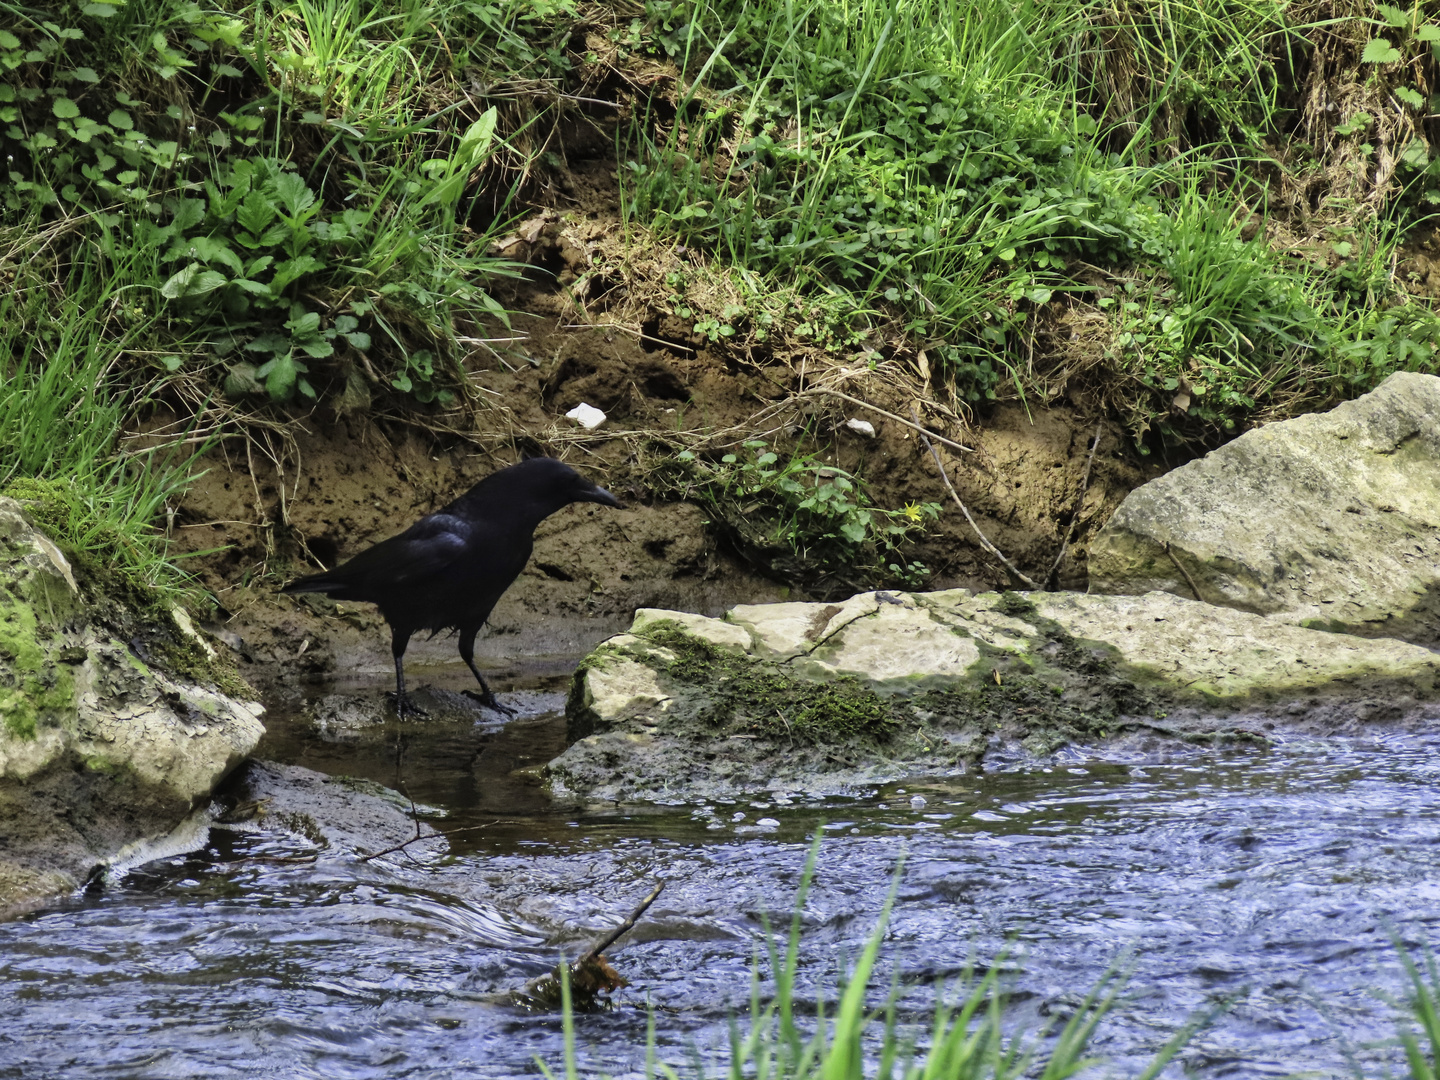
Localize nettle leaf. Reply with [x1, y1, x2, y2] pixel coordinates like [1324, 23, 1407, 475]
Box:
[71, 66, 99, 83]
[232, 278, 274, 297]
[272, 171, 315, 216]
[1398, 86, 1426, 109]
[1362, 37, 1402, 64]
[160, 262, 227, 299]
[236, 189, 276, 234]
[167, 196, 205, 231]
[271, 255, 323, 291]
[1419, 24, 1440, 42]
[182, 235, 244, 274]
[246, 331, 291, 354]
[1376, 3, 1410, 27]
[259, 353, 298, 400]
[82, 2, 119, 15]
[108, 109, 132, 130]
[0, 31, 19, 49]
[298, 338, 334, 358]
[52, 97, 80, 119]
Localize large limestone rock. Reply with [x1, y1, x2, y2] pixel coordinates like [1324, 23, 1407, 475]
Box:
[551, 588, 1440, 802]
[1088, 372, 1440, 643]
[0, 499, 264, 910]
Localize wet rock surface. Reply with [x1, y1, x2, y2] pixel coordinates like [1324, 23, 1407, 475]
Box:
[0, 498, 264, 911]
[550, 588, 1440, 802]
[224, 760, 448, 861]
[1088, 371, 1440, 643]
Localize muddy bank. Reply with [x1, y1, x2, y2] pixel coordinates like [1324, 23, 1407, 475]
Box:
[167, 142, 1162, 698]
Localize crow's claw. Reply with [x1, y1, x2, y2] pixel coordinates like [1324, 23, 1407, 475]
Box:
[463, 689, 517, 718]
[385, 691, 430, 719]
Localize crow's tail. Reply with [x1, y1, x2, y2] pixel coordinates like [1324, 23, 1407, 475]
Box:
[280, 574, 343, 595]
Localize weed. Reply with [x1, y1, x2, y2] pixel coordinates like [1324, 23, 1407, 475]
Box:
[542, 836, 1208, 1079]
[655, 440, 940, 590]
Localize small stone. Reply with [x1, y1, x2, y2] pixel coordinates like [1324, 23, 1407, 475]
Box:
[756, 817, 780, 828]
[565, 402, 607, 430]
[909, 795, 927, 809]
[731, 811, 746, 822]
[845, 418, 876, 438]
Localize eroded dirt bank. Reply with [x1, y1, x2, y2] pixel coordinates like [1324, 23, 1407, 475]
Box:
[167, 152, 1166, 698]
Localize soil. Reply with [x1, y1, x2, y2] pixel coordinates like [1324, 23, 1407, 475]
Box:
[168, 146, 1167, 703]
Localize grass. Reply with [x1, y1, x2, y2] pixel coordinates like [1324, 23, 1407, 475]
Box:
[0, 0, 558, 603]
[623, 0, 1440, 443]
[5, 0, 1440, 594]
[538, 841, 1440, 1079]
[541, 836, 1207, 1079]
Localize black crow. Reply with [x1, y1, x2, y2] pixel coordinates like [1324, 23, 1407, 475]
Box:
[281, 457, 623, 717]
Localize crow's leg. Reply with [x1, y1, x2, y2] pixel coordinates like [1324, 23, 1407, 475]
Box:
[458, 626, 515, 717]
[386, 627, 428, 718]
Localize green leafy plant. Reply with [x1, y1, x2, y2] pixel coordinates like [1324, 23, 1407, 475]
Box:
[662, 440, 940, 588]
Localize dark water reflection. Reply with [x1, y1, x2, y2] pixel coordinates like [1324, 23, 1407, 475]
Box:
[5, 676, 1440, 1078]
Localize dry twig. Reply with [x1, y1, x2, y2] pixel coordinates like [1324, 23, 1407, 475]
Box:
[1162, 541, 1205, 603]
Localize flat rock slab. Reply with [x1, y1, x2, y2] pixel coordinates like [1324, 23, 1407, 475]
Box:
[1088, 371, 1440, 644]
[548, 589, 1440, 803]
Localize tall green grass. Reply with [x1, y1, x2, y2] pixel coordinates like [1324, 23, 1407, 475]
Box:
[0, 224, 204, 599]
[542, 839, 1205, 1079]
[540, 845, 1440, 1079]
[626, 0, 1440, 442]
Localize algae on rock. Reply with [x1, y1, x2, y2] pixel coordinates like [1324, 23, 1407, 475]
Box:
[0, 497, 264, 911]
[552, 587, 1440, 803]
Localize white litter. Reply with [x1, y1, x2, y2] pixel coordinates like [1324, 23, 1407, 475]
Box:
[845, 417, 876, 437]
[565, 402, 607, 430]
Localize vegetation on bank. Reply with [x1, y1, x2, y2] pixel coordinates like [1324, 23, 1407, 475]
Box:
[3, 0, 1440, 596]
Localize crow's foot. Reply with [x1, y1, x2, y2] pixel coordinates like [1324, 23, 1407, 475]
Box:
[462, 689, 517, 718]
[386, 691, 430, 719]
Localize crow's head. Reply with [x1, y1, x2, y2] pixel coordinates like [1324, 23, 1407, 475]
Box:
[503, 456, 624, 511]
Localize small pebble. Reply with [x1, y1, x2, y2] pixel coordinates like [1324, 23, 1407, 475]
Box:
[756, 817, 780, 828]
[731, 811, 746, 822]
[909, 795, 927, 809]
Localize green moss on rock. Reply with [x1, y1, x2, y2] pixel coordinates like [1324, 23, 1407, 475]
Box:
[635, 620, 899, 744]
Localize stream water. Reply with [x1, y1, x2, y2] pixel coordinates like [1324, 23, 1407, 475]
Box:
[4, 663, 1440, 1079]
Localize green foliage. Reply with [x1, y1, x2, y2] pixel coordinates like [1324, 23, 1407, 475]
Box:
[0, 251, 204, 604]
[544, 837, 1206, 1079]
[662, 440, 940, 588]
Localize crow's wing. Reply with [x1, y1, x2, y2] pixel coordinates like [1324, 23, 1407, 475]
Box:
[284, 512, 476, 597]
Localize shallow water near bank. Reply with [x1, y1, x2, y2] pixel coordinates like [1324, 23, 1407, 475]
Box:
[4, 665, 1440, 1079]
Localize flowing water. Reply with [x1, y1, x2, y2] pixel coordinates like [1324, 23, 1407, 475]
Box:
[5, 664, 1440, 1079]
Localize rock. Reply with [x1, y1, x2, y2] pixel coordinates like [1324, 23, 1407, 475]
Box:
[845, 418, 876, 437]
[1088, 372, 1440, 644]
[564, 402, 607, 430]
[221, 760, 448, 861]
[0, 498, 264, 911]
[548, 588, 1440, 803]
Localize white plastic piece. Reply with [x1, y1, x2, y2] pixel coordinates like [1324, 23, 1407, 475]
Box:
[565, 402, 607, 430]
[845, 417, 876, 437]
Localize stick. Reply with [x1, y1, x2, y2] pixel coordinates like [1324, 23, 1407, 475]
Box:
[910, 409, 1037, 588]
[577, 881, 666, 966]
[808, 390, 973, 454]
[1162, 541, 1205, 603]
[1045, 418, 1104, 589]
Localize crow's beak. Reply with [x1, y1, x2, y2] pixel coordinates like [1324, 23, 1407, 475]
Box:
[586, 484, 624, 509]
